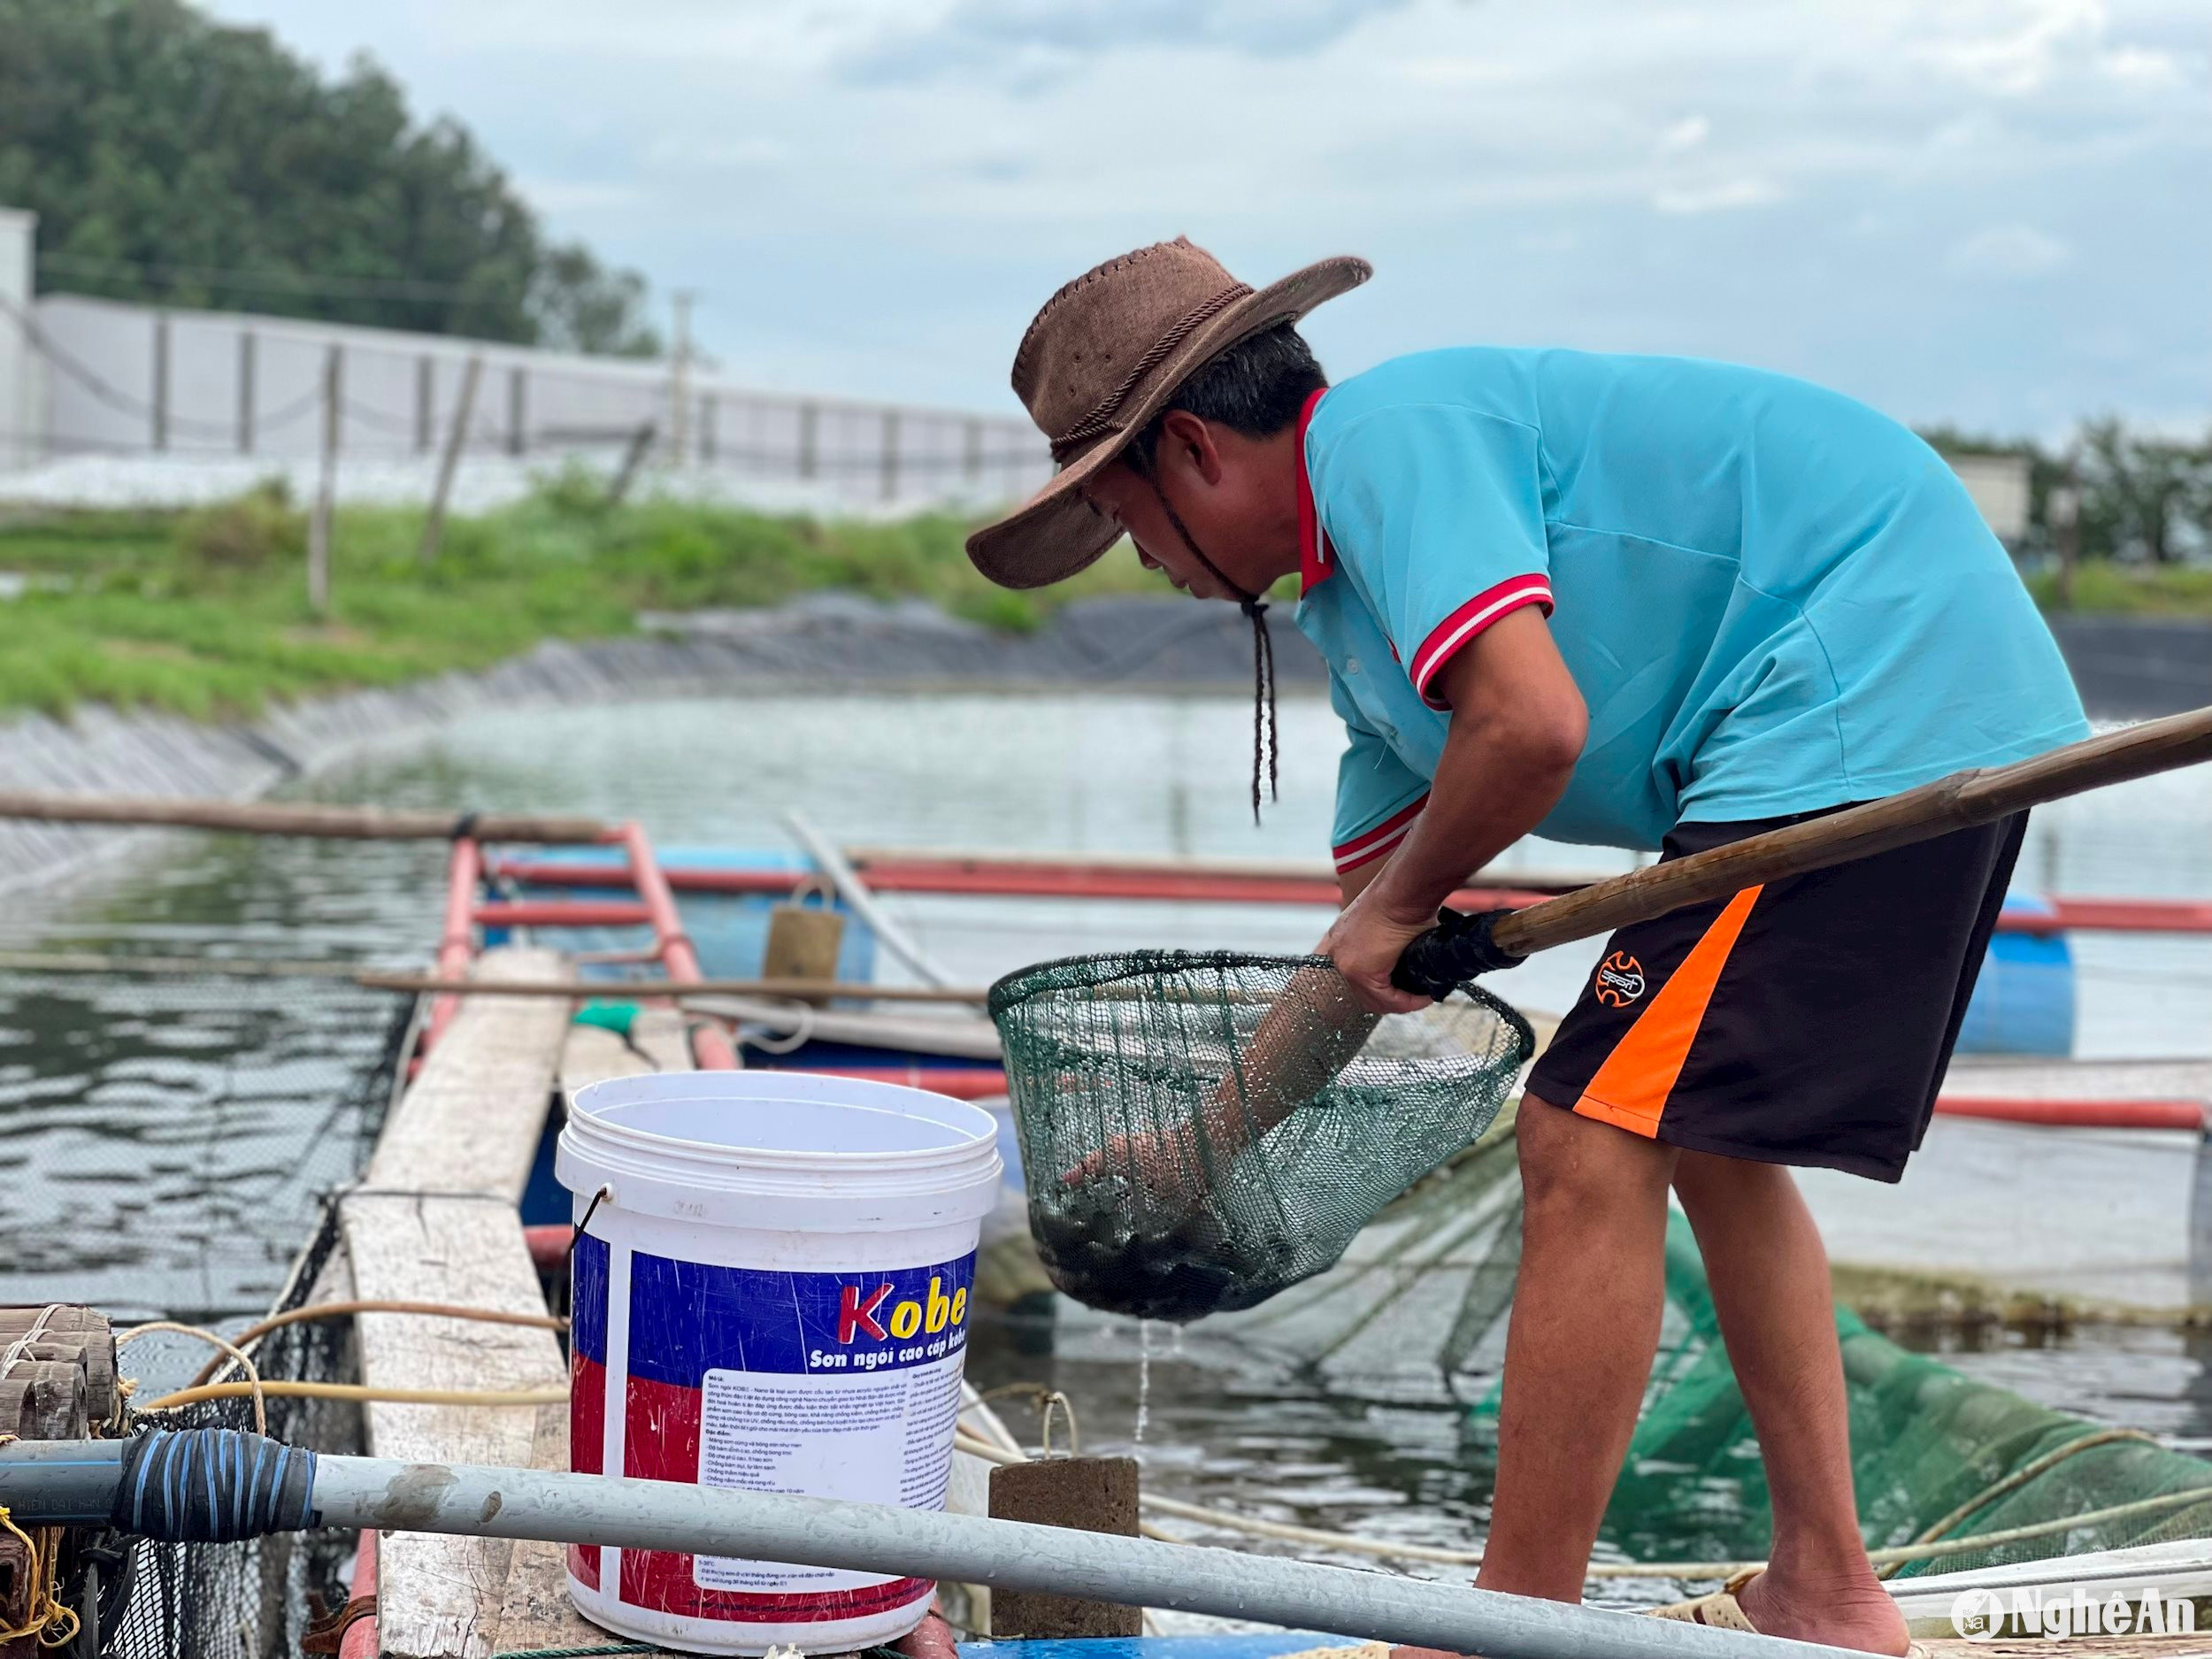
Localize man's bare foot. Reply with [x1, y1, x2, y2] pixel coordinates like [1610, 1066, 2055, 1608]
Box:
[1736, 1568, 1910, 1655]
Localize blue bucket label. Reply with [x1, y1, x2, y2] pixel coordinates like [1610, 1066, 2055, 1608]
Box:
[619, 1248, 977, 1607]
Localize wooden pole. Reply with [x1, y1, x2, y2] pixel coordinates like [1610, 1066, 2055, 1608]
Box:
[419, 354, 481, 565]
[603, 419, 657, 507]
[0, 791, 611, 843]
[307, 342, 340, 615]
[0, 949, 994, 1003]
[1487, 703, 2212, 960]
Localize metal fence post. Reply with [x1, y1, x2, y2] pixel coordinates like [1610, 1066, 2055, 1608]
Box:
[880, 409, 899, 503]
[150, 313, 169, 452]
[700, 395, 716, 465]
[307, 343, 341, 615]
[415, 355, 434, 454]
[236, 330, 255, 456]
[507, 365, 526, 457]
[798, 403, 818, 480]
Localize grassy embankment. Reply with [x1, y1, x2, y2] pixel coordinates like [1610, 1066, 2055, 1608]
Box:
[0, 478, 2205, 722]
[0, 480, 1157, 720]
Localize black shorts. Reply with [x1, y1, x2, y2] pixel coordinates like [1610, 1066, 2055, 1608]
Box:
[1524, 809, 2028, 1182]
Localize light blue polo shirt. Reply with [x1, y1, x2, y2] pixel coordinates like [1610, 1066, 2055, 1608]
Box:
[1297, 349, 2089, 872]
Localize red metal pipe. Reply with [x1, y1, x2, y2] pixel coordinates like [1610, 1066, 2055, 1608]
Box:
[619, 822, 741, 1071]
[484, 854, 2212, 935]
[337, 1528, 379, 1659]
[1933, 1095, 2207, 1131]
[2028, 899, 2212, 935]
[757, 1064, 1009, 1098]
[524, 1224, 570, 1277]
[473, 899, 655, 928]
[424, 839, 483, 1056]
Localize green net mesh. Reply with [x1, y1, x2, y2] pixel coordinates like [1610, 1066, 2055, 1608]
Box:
[1179, 1100, 2212, 1580]
[987, 950, 1534, 1324]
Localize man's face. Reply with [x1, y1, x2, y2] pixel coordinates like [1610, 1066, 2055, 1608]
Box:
[1082, 462, 1245, 601]
[1079, 412, 1296, 602]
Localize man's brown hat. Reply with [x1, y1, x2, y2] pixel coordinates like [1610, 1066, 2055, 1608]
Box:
[966, 238, 1371, 590]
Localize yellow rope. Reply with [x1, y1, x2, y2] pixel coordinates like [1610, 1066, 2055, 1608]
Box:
[0, 1505, 81, 1647]
[117, 1320, 265, 1433]
[185, 1300, 569, 1390]
[141, 1379, 569, 1412]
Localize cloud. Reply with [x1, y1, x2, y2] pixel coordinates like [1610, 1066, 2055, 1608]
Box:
[1946, 223, 2075, 278]
[1658, 115, 1711, 153]
[839, 0, 1419, 87]
[1653, 176, 1783, 215]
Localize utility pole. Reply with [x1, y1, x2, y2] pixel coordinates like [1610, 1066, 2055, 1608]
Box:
[2051, 453, 2082, 611]
[668, 289, 696, 468]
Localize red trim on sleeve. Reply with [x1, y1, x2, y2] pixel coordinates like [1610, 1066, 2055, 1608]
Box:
[1294, 388, 1333, 595]
[1410, 576, 1555, 709]
[1333, 793, 1429, 875]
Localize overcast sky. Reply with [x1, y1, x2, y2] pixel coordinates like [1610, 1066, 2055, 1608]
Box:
[201, 0, 2208, 440]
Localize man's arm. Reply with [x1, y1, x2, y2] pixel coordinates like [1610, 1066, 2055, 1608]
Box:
[1319, 606, 1586, 1012]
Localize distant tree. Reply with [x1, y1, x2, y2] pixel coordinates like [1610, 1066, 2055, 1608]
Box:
[0, 0, 660, 357]
[2075, 418, 2212, 565]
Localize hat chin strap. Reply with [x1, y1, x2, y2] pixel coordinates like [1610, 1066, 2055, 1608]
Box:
[1133, 464, 1279, 825]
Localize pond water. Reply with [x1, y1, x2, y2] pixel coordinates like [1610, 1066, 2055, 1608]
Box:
[4, 689, 2209, 1590]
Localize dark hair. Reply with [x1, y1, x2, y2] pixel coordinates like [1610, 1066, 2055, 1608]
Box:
[1130, 322, 1326, 467]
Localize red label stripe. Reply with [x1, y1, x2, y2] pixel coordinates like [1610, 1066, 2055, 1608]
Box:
[1410, 577, 1554, 707]
[1333, 793, 1429, 873]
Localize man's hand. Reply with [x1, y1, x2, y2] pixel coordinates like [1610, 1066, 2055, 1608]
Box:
[1317, 887, 1438, 1016]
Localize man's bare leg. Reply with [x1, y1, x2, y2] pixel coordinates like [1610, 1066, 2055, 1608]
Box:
[1671, 1150, 1908, 1655]
[1472, 1095, 1678, 1600]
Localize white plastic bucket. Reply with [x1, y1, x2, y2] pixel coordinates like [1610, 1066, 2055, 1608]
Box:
[557, 1071, 1002, 1655]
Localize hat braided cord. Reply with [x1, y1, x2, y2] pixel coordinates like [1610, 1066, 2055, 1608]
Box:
[1048, 281, 1254, 460]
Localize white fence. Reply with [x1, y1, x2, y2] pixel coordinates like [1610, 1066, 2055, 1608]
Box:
[0, 211, 1050, 511]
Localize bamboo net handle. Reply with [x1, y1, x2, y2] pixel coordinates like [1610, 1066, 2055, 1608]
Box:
[1489, 704, 2212, 959]
[0, 791, 611, 843]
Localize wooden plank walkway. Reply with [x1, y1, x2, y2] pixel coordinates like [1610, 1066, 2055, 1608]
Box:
[489, 1003, 699, 1658]
[341, 945, 575, 1659]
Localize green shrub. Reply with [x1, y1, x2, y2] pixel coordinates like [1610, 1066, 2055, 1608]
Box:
[176, 482, 304, 573]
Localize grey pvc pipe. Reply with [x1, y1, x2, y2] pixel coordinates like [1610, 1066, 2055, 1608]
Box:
[304, 1455, 1861, 1659]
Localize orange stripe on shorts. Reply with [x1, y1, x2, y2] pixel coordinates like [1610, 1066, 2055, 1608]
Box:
[1572, 884, 1764, 1139]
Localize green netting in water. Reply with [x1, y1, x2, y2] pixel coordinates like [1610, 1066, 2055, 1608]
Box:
[1470, 1209, 2212, 1578]
[988, 950, 1534, 1324]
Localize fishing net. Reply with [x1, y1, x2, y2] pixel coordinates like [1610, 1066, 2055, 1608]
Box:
[987, 950, 1534, 1323]
[104, 1204, 371, 1659]
[1587, 1210, 2212, 1578]
[1200, 1102, 2212, 1579]
[0, 957, 416, 1656]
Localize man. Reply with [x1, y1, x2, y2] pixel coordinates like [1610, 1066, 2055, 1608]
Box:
[967, 238, 2086, 1655]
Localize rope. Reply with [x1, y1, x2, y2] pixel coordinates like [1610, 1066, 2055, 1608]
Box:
[139, 1379, 567, 1413]
[0, 1506, 81, 1647]
[1876, 1425, 2162, 1580]
[488, 1647, 655, 1658]
[0, 1304, 63, 1380]
[973, 1385, 1081, 1455]
[118, 1320, 266, 1433]
[186, 1299, 570, 1389]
